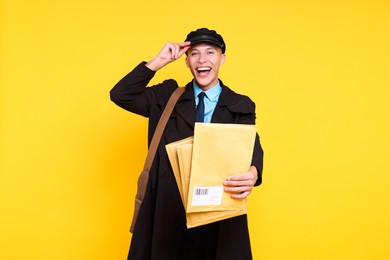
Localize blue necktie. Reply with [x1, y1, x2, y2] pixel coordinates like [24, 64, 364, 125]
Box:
[196, 92, 206, 122]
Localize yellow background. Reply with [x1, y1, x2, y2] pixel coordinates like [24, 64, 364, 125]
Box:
[1, 0, 389, 259]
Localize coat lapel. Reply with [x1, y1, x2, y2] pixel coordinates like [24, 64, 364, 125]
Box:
[174, 82, 196, 128]
[212, 80, 238, 123]
[212, 80, 255, 123]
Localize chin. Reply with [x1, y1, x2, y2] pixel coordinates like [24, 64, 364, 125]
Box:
[196, 82, 211, 89]
[195, 78, 214, 89]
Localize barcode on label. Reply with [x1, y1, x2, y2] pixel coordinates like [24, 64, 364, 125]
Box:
[192, 186, 223, 206]
[195, 188, 209, 196]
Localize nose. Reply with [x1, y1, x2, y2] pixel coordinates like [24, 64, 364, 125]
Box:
[198, 52, 207, 63]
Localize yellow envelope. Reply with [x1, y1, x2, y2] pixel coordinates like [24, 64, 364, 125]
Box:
[186, 209, 247, 228]
[175, 141, 247, 228]
[166, 137, 193, 207]
[177, 143, 193, 209]
[186, 123, 256, 213]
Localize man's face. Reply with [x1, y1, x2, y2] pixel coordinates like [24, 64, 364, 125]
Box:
[186, 43, 226, 90]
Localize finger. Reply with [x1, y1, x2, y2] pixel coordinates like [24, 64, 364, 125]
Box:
[162, 42, 175, 60]
[175, 44, 181, 59]
[177, 41, 191, 47]
[226, 172, 253, 181]
[225, 184, 253, 193]
[227, 185, 253, 198]
[224, 179, 256, 187]
[230, 191, 251, 199]
[170, 44, 178, 60]
[172, 42, 190, 59]
[175, 42, 189, 58]
[164, 42, 175, 60]
[177, 45, 190, 58]
[175, 43, 185, 59]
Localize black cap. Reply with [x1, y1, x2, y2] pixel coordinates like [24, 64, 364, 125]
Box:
[185, 28, 226, 53]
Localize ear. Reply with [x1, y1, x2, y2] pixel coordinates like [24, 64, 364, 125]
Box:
[185, 56, 190, 68]
[220, 54, 226, 66]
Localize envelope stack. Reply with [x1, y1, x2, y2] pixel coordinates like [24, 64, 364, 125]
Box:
[166, 123, 257, 228]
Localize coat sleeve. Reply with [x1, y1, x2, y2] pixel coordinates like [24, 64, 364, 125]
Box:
[252, 133, 264, 186]
[109, 62, 178, 117]
[246, 101, 264, 187]
[234, 96, 264, 186]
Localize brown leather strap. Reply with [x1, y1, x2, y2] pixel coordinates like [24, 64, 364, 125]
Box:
[143, 87, 185, 172]
[131, 87, 185, 233]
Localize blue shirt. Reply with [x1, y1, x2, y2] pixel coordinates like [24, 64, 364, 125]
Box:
[193, 81, 222, 123]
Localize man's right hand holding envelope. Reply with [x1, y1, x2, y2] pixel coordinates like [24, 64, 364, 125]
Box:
[223, 165, 258, 199]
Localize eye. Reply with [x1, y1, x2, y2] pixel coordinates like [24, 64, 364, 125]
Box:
[207, 50, 216, 55]
[190, 51, 199, 57]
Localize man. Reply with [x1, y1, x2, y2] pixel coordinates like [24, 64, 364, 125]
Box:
[110, 28, 264, 260]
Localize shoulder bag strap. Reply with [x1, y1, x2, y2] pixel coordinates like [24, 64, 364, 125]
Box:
[144, 86, 185, 171]
[130, 86, 185, 233]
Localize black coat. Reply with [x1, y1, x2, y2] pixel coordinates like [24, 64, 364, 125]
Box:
[110, 62, 264, 260]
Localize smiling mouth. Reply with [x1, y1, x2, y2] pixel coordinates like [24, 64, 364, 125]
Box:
[196, 67, 211, 76]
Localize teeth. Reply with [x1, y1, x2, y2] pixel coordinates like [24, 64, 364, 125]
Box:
[197, 67, 211, 72]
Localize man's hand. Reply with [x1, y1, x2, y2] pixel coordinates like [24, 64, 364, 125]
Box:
[223, 166, 258, 199]
[146, 41, 191, 71]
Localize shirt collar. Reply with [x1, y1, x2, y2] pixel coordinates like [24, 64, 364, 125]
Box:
[193, 80, 222, 102]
